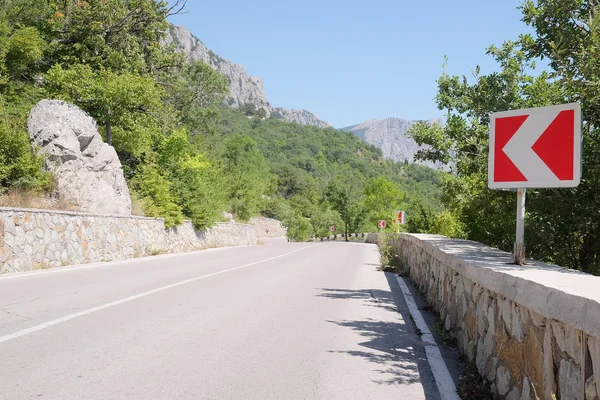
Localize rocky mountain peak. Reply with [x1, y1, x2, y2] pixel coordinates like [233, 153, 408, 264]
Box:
[270, 108, 331, 129]
[164, 25, 271, 118]
[342, 117, 443, 168]
[164, 24, 330, 128]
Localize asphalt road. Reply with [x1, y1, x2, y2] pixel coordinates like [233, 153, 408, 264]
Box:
[0, 239, 453, 399]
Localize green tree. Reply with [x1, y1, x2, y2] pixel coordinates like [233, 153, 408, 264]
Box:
[363, 176, 406, 231]
[326, 170, 365, 241]
[46, 0, 184, 74]
[167, 60, 229, 152]
[282, 211, 313, 242]
[46, 64, 164, 147]
[406, 198, 435, 234]
[0, 118, 53, 191]
[222, 134, 270, 221]
[430, 210, 465, 238]
[130, 163, 182, 227]
[310, 206, 343, 238]
[2, 26, 45, 79]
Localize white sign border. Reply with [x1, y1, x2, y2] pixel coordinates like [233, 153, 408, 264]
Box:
[488, 103, 582, 189]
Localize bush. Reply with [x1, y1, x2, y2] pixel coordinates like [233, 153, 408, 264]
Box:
[172, 156, 227, 229]
[431, 209, 466, 238]
[283, 212, 313, 242]
[130, 164, 183, 227]
[0, 116, 53, 192]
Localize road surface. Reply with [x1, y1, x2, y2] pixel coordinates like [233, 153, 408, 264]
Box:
[0, 239, 456, 399]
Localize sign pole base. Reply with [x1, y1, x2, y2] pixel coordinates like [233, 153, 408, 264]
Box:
[514, 188, 526, 265]
[514, 242, 525, 265]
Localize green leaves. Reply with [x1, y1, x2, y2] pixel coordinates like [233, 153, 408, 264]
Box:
[46, 64, 164, 146]
[47, 0, 173, 74]
[362, 176, 406, 231]
[326, 169, 366, 238]
[0, 114, 53, 191]
[130, 163, 182, 227]
[3, 26, 45, 77]
[222, 134, 271, 222]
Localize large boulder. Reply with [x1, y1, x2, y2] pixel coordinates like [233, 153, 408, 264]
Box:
[27, 100, 132, 215]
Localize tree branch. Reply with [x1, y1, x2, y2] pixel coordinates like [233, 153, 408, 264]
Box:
[167, 0, 188, 17]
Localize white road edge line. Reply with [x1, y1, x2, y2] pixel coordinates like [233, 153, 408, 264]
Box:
[0, 244, 320, 345]
[395, 275, 460, 400]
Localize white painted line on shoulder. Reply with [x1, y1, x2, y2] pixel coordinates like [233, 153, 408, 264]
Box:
[395, 275, 460, 400]
[0, 244, 320, 345]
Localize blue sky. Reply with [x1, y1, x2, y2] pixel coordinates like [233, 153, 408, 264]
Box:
[168, 0, 530, 128]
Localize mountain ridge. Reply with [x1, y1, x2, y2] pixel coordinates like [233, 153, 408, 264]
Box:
[164, 25, 331, 128]
[165, 25, 442, 167]
[342, 117, 443, 167]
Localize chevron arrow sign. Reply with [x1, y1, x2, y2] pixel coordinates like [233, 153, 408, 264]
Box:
[488, 103, 582, 189]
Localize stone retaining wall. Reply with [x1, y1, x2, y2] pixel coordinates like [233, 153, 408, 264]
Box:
[0, 207, 257, 274]
[248, 216, 287, 238]
[394, 233, 600, 400]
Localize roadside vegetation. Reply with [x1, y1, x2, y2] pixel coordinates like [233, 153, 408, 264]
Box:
[0, 0, 450, 239]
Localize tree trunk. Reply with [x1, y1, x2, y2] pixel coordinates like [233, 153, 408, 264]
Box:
[345, 222, 349, 242]
[106, 120, 113, 145]
[579, 230, 599, 273]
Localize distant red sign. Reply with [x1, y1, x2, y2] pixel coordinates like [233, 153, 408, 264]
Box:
[378, 220, 386, 229]
[396, 210, 406, 225]
[329, 226, 335, 232]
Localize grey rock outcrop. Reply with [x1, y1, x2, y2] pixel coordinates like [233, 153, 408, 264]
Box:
[164, 25, 271, 118]
[342, 117, 444, 168]
[164, 24, 331, 128]
[27, 100, 132, 215]
[270, 108, 331, 129]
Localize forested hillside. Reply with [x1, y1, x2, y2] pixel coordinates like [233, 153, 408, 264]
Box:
[220, 109, 444, 238]
[0, 0, 446, 240]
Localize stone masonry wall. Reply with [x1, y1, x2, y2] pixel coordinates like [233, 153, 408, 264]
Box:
[248, 216, 287, 238]
[0, 207, 256, 274]
[394, 233, 600, 400]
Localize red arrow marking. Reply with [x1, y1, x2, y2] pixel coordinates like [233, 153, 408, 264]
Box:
[495, 115, 528, 182]
[531, 110, 574, 180]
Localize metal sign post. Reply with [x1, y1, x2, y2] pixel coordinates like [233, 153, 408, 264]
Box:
[514, 188, 526, 265]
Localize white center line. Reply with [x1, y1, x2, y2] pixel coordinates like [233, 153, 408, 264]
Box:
[0, 244, 320, 345]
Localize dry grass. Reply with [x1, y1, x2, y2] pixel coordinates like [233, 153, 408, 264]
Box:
[0, 188, 79, 211]
[130, 192, 147, 216]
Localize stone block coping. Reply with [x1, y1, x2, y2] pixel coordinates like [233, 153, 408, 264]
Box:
[403, 233, 600, 340]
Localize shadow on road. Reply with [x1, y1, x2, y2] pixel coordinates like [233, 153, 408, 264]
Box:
[317, 272, 441, 398]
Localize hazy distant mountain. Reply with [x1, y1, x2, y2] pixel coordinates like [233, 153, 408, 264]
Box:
[270, 107, 331, 129]
[164, 25, 330, 128]
[341, 117, 443, 167]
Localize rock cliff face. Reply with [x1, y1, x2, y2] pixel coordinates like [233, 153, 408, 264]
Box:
[164, 25, 270, 117]
[342, 117, 443, 167]
[165, 25, 330, 127]
[27, 100, 132, 216]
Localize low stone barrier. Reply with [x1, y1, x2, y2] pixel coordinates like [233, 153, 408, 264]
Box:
[0, 207, 257, 274]
[394, 233, 600, 400]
